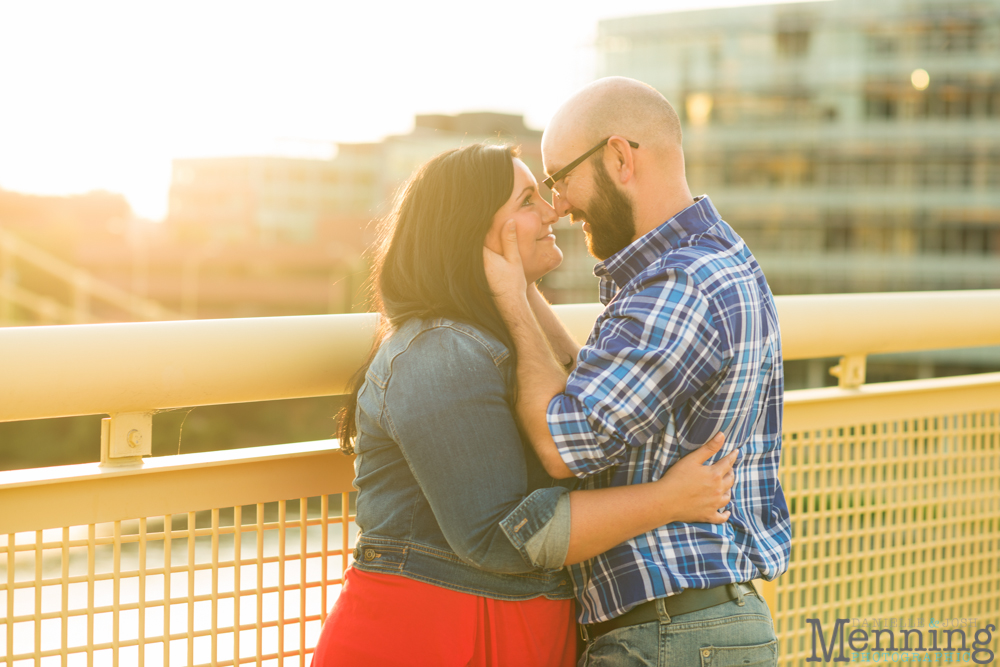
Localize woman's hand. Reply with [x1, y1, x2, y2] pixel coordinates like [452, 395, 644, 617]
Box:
[657, 433, 738, 525]
[483, 219, 528, 303]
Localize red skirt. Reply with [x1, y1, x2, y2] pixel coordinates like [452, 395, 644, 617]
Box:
[311, 567, 577, 667]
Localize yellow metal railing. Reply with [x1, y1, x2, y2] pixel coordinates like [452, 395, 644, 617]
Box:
[1, 442, 355, 666]
[774, 378, 1000, 665]
[2, 291, 1000, 665]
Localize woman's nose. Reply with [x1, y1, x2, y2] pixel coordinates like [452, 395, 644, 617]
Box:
[541, 197, 560, 223]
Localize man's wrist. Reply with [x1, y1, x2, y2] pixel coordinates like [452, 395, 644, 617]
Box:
[495, 290, 533, 328]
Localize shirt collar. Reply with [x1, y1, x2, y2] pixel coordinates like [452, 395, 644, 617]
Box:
[594, 195, 721, 290]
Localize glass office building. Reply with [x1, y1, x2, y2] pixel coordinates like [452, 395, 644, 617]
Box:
[544, 0, 1000, 302]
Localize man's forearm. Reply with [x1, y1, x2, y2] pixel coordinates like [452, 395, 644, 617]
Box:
[526, 284, 581, 369]
[497, 292, 575, 479]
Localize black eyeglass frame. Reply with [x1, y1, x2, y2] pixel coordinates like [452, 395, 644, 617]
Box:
[542, 137, 639, 191]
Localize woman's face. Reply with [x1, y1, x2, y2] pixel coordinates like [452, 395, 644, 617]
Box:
[485, 158, 563, 284]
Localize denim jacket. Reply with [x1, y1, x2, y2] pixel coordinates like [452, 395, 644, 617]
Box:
[350, 317, 574, 601]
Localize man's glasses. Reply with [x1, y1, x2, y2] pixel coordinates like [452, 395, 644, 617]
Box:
[543, 137, 639, 192]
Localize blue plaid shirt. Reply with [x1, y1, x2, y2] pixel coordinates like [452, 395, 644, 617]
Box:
[548, 195, 791, 624]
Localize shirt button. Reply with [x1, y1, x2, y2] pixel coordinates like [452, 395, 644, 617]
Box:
[364, 549, 376, 561]
[702, 649, 711, 657]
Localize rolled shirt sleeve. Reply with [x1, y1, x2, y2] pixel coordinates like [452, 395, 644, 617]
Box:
[547, 273, 726, 478]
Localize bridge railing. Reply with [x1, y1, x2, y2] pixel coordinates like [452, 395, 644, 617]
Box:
[2, 291, 999, 666]
[0, 228, 182, 326]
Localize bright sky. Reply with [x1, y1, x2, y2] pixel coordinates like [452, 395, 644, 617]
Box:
[0, 0, 816, 220]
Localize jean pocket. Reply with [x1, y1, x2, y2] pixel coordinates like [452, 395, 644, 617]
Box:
[699, 639, 777, 667]
[583, 623, 659, 666]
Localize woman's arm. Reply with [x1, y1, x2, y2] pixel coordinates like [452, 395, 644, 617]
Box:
[383, 326, 567, 574]
[565, 433, 735, 565]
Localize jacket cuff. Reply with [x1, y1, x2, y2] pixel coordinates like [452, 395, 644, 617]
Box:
[499, 486, 571, 573]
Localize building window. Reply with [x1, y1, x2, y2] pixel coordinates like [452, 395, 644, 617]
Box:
[776, 29, 810, 58]
[867, 34, 897, 55]
[917, 224, 1000, 255]
[866, 76, 1000, 121]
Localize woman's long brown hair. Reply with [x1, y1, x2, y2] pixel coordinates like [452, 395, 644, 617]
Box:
[337, 144, 519, 454]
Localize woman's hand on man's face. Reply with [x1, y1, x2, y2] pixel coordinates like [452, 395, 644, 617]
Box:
[484, 219, 529, 303]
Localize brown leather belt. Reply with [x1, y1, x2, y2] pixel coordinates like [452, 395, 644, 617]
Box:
[582, 582, 759, 642]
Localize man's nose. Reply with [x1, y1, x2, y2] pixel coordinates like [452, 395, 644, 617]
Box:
[550, 190, 572, 217]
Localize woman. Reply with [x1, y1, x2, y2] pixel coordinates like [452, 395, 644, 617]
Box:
[311, 144, 737, 667]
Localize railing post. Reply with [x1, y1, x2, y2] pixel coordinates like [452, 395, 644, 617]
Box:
[99, 412, 153, 466]
[829, 353, 867, 389]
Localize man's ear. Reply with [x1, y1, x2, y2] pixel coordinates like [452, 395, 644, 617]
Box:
[606, 135, 635, 184]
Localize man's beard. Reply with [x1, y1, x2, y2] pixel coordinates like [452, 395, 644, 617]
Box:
[571, 161, 637, 261]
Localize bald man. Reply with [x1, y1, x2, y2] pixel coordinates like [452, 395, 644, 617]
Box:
[484, 77, 790, 666]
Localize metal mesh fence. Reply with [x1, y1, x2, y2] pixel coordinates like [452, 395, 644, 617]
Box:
[773, 410, 1000, 665]
[1, 494, 356, 667]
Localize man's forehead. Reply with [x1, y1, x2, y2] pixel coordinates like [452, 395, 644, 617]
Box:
[541, 124, 588, 173]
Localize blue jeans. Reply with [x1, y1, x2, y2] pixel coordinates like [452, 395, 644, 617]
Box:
[579, 585, 778, 666]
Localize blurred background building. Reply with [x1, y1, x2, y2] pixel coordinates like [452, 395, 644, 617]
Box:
[4, 0, 999, 329]
[547, 0, 1000, 303]
[0, 112, 541, 324]
[167, 112, 542, 249]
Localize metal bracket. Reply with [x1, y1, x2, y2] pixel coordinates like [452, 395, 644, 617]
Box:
[829, 354, 867, 389]
[100, 411, 152, 466]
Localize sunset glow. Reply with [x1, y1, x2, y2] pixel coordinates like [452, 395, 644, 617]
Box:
[0, 0, 829, 219]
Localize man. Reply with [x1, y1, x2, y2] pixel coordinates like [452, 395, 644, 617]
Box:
[484, 77, 791, 665]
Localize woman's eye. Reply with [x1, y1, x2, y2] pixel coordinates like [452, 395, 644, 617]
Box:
[521, 195, 533, 207]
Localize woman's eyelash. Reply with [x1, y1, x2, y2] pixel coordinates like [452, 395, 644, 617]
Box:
[521, 194, 533, 206]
